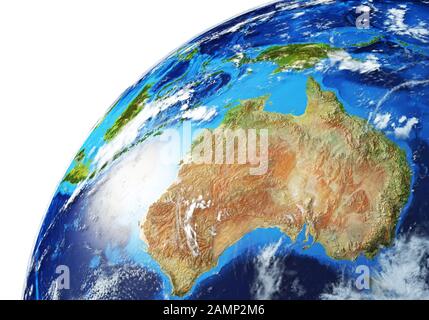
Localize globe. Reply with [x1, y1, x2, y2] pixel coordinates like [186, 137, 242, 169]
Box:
[25, 0, 429, 300]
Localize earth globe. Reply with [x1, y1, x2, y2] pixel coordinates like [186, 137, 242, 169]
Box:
[25, 0, 429, 300]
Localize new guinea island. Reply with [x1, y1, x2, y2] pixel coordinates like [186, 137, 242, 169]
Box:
[140, 77, 411, 297]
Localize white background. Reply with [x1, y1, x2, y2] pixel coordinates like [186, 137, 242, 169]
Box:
[0, 0, 266, 300]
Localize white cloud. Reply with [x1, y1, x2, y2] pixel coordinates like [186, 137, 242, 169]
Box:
[207, 10, 276, 40]
[322, 236, 429, 300]
[394, 117, 419, 139]
[276, 0, 335, 11]
[61, 87, 194, 211]
[85, 266, 153, 300]
[94, 87, 193, 171]
[87, 271, 121, 300]
[86, 138, 181, 247]
[182, 106, 217, 122]
[290, 278, 306, 297]
[292, 12, 305, 19]
[399, 116, 407, 124]
[46, 279, 61, 300]
[252, 238, 284, 300]
[328, 51, 380, 74]
[371, 80, 429, 121]
[386, 7, 429, 43]
[373, 113, 391, 130]
[183, 201, 200, 257]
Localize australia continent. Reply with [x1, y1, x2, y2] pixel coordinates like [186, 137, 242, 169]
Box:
[140, 77, 411, 296]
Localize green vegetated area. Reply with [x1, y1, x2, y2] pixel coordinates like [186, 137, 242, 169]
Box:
[63, 149, 90, 184]
[104, 83, 152, 142]
[63, 83, 158, 185]
[74, 149, 85, 162]
[63, 162, 89, 184]
[230, 43, 338, 72]
[221, 96, 269, 128]
[178, 47, 199, 61]
[352, 35, 382, 48]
